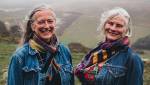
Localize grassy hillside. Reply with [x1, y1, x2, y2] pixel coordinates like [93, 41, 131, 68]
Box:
[60, 15, 100, 48]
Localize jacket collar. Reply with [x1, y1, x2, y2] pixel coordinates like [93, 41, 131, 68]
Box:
[27, 43, 38, 56]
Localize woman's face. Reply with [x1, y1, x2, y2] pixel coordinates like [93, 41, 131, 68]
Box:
[104, 15, 127, 41]
[31, 9, 56, 41]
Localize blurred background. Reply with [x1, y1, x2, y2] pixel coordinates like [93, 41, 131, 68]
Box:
[0, 0, 150, 85]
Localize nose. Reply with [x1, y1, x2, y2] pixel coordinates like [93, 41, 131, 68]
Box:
[110, 24, 116, 31]
[44, 21, 50, 28]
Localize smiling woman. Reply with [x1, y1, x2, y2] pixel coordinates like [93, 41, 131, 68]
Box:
[7, 4, 74, 85]
[75, 7, 143, 85]
[31, 8, 56, 42]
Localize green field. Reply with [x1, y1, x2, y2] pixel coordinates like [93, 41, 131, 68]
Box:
[0, 43, 150, 85]
[0, 43, 17, 84]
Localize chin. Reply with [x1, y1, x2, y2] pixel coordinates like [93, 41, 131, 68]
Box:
[42, 34, 53, 38]
[43, 36, 52, 39]
[106, 36, 119, 41]
[40, 35, 51, 39]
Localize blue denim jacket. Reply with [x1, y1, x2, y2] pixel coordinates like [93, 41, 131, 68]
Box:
[7, 43, 74, 85]
[94, 47, 143, 85]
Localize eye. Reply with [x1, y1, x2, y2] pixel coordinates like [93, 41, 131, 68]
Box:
[47, 19, 54, 24]
[37, 20, 45, 25]
[116, 24, 123, 28]
[107, 21, 114, 26]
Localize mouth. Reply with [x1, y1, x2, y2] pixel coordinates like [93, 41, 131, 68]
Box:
[107, 29, 121, 36]
[39, 28, 54, 33]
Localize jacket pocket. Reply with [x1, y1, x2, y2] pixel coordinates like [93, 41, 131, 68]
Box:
[22, 65, 40, 79]
[60, 64, 73, 85]
[96, 64, 127, 85]
[22, 65, 41, 72]
[105, 64, 127, 78]
[22, 65, 40, 85]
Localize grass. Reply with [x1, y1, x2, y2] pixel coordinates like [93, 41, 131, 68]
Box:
[0, 43, 150, 85]
[0, 43, 17, 67]
[0, 43, 17, 84]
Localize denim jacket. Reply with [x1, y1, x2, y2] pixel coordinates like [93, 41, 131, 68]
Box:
[78, 46, 143, 85]
[7, 43, 74, 85]
[94, 47, 144, 85]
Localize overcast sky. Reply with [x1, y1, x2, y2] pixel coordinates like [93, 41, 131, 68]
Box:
[0, 0, 149, 8]
[0, 0, 74, 8]
[0, 0, 150, 17]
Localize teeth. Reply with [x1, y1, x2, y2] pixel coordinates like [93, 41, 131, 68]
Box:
[108, 30, 120, 35]
[39, 28, 53, 33]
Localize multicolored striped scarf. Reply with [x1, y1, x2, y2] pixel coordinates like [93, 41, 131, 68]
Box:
[75, 36, 129, 83]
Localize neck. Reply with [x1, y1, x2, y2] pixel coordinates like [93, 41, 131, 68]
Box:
[34, 34, 51, 44]
[105, 37, 123, 43]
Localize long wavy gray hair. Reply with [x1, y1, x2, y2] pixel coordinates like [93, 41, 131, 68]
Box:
[22, 4, 56, 44]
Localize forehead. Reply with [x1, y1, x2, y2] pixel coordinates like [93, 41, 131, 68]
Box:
[33, 9, 55, 20]
[108, 15, 126, 24]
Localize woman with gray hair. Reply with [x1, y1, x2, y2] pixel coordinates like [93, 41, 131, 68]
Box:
[7, 4, 74, 85]
[75, 7, 143, 85]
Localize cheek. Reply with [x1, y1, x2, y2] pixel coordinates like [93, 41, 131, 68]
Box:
[103, 23, 113, 32]
[31, 23, 40, 32]
[118, 28, 127, 37]
[31, 26, 40, 35]
[32, 23, 43, 32]
[52, 22, 56, 28]
[121, 28, 127, 34]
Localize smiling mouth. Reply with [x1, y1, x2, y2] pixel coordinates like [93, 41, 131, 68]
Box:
[39, 28, 54, 33]
[107, 30, 121, 36]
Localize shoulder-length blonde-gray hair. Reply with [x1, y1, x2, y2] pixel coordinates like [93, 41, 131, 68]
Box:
[97, 7, 132, 37]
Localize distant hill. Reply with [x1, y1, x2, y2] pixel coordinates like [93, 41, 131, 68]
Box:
[0, 20, 9, 37]
[132, 35, 150, 50]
